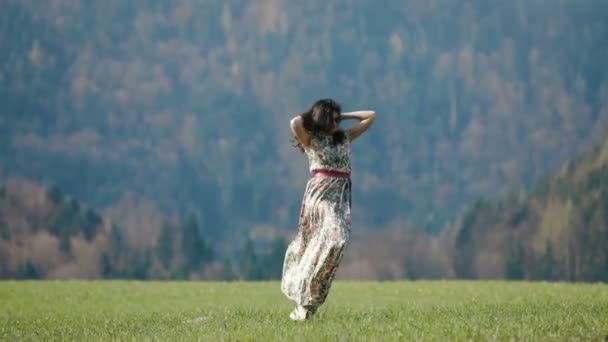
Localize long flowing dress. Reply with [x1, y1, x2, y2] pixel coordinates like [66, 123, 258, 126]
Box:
[281, 132, 352, 311]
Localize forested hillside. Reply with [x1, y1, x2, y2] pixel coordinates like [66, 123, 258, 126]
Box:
[1, 0, 608, 274]
[453, 133, 608, 282]
[0, 178, 287, 280]
[5, 129, 608, 281]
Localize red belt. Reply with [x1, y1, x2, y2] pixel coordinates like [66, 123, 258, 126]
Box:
[311, 169, 351, 178]
[311, 169, 352, 208]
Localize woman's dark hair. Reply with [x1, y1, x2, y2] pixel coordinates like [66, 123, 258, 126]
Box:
[292, 98, 346, 152]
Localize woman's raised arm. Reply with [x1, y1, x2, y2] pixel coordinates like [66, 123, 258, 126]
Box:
[290, 115, 311, 149]
[341, 111, 376, 141]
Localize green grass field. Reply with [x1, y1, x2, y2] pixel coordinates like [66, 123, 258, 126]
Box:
[1, 281, 607, 341]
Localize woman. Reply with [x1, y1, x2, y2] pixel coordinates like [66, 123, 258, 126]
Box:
[281, 98, 375, 321]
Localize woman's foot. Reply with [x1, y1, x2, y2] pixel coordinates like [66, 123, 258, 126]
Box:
[289, 305, 316, 321]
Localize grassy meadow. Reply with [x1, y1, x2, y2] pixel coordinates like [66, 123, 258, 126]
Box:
[0, 280, 607, 341]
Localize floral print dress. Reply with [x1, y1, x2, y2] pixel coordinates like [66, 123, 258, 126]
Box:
[281, 133, 352, 311]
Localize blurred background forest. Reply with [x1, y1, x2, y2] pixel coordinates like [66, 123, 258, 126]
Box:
[1, 0, 608, 281]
